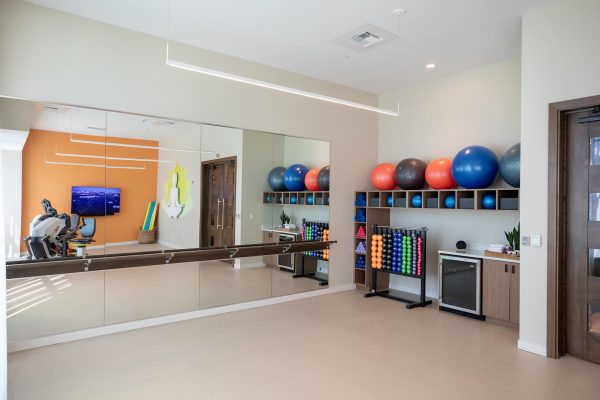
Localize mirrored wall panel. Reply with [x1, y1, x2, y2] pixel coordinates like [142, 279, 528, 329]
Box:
[1, 97, 330, 343]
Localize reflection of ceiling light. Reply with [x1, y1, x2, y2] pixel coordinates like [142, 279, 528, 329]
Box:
[55, 151, 174, 163]
[426, 63, 436, 69]
[69, 134, 212, 154]
[165, 44, 399, 117]
[392, 9, 407, 15]
[44, 155, 146, 170]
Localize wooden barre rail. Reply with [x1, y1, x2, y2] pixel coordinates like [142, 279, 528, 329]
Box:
[6, 240, 336, 279]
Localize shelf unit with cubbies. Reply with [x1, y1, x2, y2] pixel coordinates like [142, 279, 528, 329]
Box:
[353, 188, 519, 289]
[262, 191, 330, 206]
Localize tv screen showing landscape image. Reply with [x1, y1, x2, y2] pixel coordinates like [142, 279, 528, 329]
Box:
[71, 186, 121, 216]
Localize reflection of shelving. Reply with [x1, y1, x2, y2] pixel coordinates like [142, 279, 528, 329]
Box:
[262, 191, 329, 206]
[360, 189, 519, 211]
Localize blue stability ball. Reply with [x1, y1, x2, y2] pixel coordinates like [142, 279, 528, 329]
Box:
[387, 196, 393, 207]
[307, 194, 314, 205]
[290, 195, 297, 204]
[411, 194, 423, 208]
[444, 194, 456, 209]
[499, 143, 520, 188]
[482, 193, 496, 209]
[452, 146, 499, 189]
[268, 167, 287, 191]
[283, 164, 308, 191]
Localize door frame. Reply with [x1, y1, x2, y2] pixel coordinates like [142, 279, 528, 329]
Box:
[200, 156, 237, 248]
[547, 94, 600, 358]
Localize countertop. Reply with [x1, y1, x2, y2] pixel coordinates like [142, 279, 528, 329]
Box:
[438, 249, 520, 264]
[261, 226, 302, 235]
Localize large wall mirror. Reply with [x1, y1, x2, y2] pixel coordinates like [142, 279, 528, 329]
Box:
[0, 97, 330, 343]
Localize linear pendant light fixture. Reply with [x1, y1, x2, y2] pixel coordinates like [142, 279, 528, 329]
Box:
[164, 44, 399, 116]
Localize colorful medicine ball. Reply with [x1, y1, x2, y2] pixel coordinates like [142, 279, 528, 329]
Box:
[370, 163, 397, 190]
[452, 146, 499, 189]
[318, 165, 330, 190]
[395, 158, 427, 190]
[283, 164, 308, 191]
[267, 167, 287, 191]
[304, 168, 321, 191]
[425, 158, 456, 189]
[499, 143, 520, 188]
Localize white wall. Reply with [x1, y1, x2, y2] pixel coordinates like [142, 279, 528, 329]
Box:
[0, 148, 7, 400]
[379, 59, 521, 297]
[0, 149, 23, 259]
[519, 0, 600, 356]
[155, 121, 203, 249]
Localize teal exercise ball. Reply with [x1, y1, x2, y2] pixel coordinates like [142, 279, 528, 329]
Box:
[499, 143, 520, 188]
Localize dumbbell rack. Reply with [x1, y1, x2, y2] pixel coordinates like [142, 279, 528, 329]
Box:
[364, 225, 432, 309]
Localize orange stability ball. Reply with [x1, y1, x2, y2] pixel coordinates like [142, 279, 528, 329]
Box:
[304, 168, 321, 191]
[370, 163, 397, 190]
[425, 158, 456, 189]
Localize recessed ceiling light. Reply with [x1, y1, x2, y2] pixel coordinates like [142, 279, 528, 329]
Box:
[426, 63, 436, 69]
[392, 9, 407, 15]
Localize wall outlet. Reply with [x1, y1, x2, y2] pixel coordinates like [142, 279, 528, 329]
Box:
[531, 234, 542, 247]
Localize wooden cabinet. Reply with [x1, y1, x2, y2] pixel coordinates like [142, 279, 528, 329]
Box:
[262, 231, 278, 266]
[482, 259, 520, 326]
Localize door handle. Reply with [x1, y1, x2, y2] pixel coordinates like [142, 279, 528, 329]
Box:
[504, 264, 508, 273]
[511, 264, 515, 274]
[221, 198, 226, 230]
[217, 199, 221, 229]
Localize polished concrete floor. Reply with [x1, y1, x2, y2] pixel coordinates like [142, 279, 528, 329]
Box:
[8, 290, 600, 400]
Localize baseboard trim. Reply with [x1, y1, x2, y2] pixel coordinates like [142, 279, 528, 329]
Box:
[8, 283, 356, 353]
[517, 339, 547, 357]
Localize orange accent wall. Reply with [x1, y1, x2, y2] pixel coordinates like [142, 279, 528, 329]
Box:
[21, 130, 159, 251]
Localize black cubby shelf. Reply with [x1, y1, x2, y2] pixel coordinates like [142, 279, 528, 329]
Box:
[356, 188, 519, 211]
[262, 191, 329, 206]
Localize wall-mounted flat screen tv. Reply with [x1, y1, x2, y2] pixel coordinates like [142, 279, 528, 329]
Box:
[71, 186, 121, 216]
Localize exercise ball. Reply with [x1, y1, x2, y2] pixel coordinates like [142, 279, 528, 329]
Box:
[425, 158, 455, 189]
[395, 158, 427, 190]
[387, 196, 393, 207]
[411, 194, 423, 208]
[371, 163, 397, 190]
[290, 194, 297, 204]
[307, 194, 314, 205]
[283, 164, 308, 191]
[482, 193, 496, 209]
[304, 168, 321, 191]
[318, 166, 330, 191]
[499, 143, 520, 188]
[444, 194, 456, 209]
[452, 146, 499, 189]
[268, 167, 287, 191]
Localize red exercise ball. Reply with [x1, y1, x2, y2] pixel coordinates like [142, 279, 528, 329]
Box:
[425, 158, 456, 189]
[304, 168, 321, 191]
[370, 163, 397, 190]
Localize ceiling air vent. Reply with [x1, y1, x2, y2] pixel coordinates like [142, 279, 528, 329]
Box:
[333, 23, 397, 53]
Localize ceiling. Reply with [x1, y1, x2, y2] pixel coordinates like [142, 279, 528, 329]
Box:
[25, 0, 552, 93]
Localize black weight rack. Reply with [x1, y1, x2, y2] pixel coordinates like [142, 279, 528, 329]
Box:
[364, 226, 432, 309]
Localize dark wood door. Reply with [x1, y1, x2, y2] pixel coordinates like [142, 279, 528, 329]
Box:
[482, 260, 510, 321]
[565, 110, 600, 363]
[201, 157, 236, 248]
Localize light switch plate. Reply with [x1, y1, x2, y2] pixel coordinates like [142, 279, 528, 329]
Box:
[531, 234, 542, 247]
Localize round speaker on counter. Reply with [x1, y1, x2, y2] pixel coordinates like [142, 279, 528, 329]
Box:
[456, 240, 467, 251]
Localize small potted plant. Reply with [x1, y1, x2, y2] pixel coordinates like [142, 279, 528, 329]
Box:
[280, 210, 291, 229]
[504, 223, 520, 255]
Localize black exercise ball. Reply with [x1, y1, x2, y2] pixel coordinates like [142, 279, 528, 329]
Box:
[268, 167, 287, 191]
[499, 143, 520, 188]
[318, 165, 330, 191]
[395, 158, 427, 190]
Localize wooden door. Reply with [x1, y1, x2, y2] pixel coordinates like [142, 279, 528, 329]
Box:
[220, 159, 236, 247]
[509, 263, 520, 324]
[482, 260, 510, 322]
[201, 157, 236, 248]
[565, 110, 600, 363]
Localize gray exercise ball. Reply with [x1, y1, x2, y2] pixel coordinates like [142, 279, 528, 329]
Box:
[499, 143, 520, 188]
[268, 167, 287, 191]
[318, 166, 330, 191]
[395, 158, 427, 190]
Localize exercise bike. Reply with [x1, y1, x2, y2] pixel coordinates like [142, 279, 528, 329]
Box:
[24, 199, 79, 259]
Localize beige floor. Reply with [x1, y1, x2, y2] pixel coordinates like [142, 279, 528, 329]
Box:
[8, 290, 600, 400]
